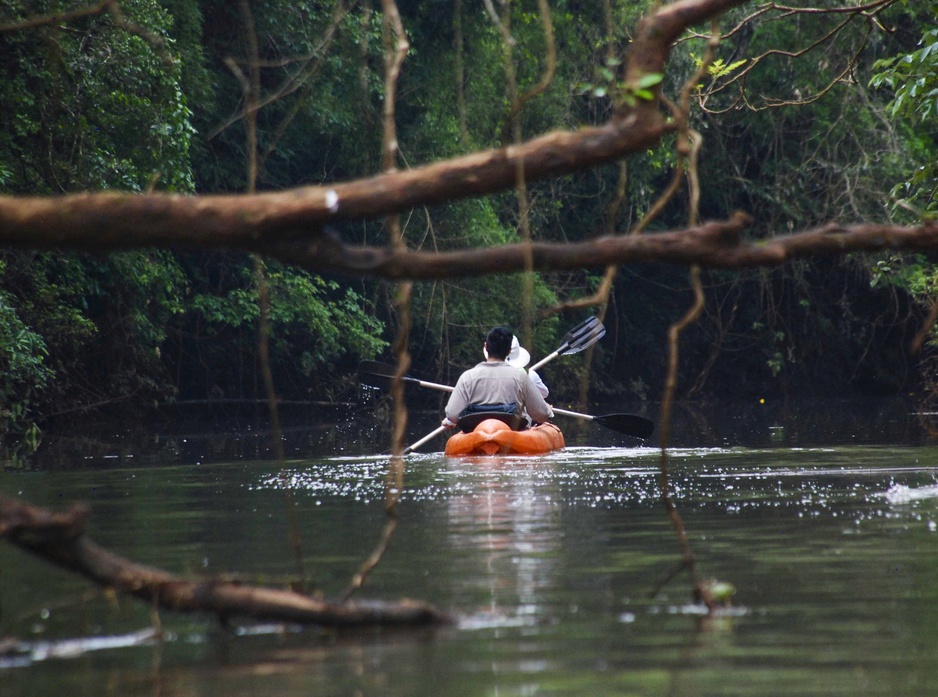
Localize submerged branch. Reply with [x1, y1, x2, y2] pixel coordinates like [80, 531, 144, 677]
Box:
[0, 495, 453, 628]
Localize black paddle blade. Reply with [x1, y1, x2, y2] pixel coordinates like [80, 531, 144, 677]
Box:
[358, 360, 395, 389]
[359, 360, 397, 379]
[359, 360, 427, 392]
[592, 413, 655, 439]
[557, 317, 606, 355]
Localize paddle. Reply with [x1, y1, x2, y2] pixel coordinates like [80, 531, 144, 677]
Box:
[528, 316, 606, 372]
[402, 426, 448, 455]
[360, 363, 654, 440]
[551, 407, 655, 440]
[359, 316, 606, 394]
[359, 361, 454, 393]
[357, 364, 450, 453]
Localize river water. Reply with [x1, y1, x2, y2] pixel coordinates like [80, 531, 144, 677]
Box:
[3, 398, 938, 695]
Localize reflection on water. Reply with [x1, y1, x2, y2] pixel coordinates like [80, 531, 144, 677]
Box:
[1, 629, 160, 668]
[445, 458, 561, 628]
[4, 406, 938, 695]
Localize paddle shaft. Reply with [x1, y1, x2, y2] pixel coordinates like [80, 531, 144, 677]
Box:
[403, 425, 448, 455]
[528, 351, 558, 372]
[399, 342, 575, 389]
[400, 353, 562, 389]
[395, 375, 653, 438]
[403, 375, 453, 392]
[552, 406, 596, 421]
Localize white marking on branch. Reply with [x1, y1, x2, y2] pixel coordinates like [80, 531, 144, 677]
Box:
[326, 189, 340, 213]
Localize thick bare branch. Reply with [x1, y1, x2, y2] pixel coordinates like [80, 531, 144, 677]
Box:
[0, 495, 452, 628]
[343, 217, 935, 280]
[0, 117, 668, 244]
[3, 200, 934, 278]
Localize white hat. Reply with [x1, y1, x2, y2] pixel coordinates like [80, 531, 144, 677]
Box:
[505, 335, 530, 368]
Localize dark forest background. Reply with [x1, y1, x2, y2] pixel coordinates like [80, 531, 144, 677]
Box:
[0, 0, 935, 437]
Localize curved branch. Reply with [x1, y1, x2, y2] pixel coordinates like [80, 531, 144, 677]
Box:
[656, 265, 709, 607]
[0, 116, 669, 244]
[682, 0, 894, 46]
[502, 0, 557, 133]
[625, 0, 747, 85]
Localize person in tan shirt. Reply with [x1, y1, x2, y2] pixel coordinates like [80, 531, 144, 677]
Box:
[443, 326, 554, 429]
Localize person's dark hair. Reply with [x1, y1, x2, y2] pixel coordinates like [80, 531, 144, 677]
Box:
[485, 326, 513, 360]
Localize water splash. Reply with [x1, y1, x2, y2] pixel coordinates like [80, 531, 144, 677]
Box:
[885, 483, 938, 504]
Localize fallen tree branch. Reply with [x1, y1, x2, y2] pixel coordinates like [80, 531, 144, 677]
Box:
[0, 495, 453, 628]
[1, 204, 933, 279]
[275, 216, 938, 278]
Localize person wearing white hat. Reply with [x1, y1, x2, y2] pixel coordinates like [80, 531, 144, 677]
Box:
[502, 334, 549, 398]
[443, 326, 553, 429]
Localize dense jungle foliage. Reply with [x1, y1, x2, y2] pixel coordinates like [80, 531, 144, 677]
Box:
[0, 0, 935, 436]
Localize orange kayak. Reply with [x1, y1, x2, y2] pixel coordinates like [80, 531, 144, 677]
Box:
[444, 418, 565, 456]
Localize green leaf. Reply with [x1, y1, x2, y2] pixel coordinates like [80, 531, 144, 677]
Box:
[636, 72, 663, 89]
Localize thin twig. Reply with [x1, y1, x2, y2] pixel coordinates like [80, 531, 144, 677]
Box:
[345, 0, 411, 600]
[697, 6, 880, 114]
[210, 1, 355, 142]
[656, 265, 710, 608]
[652, 22, 721, 610]
[235, 0, 307, 589]
[502, 0, 557, 134]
